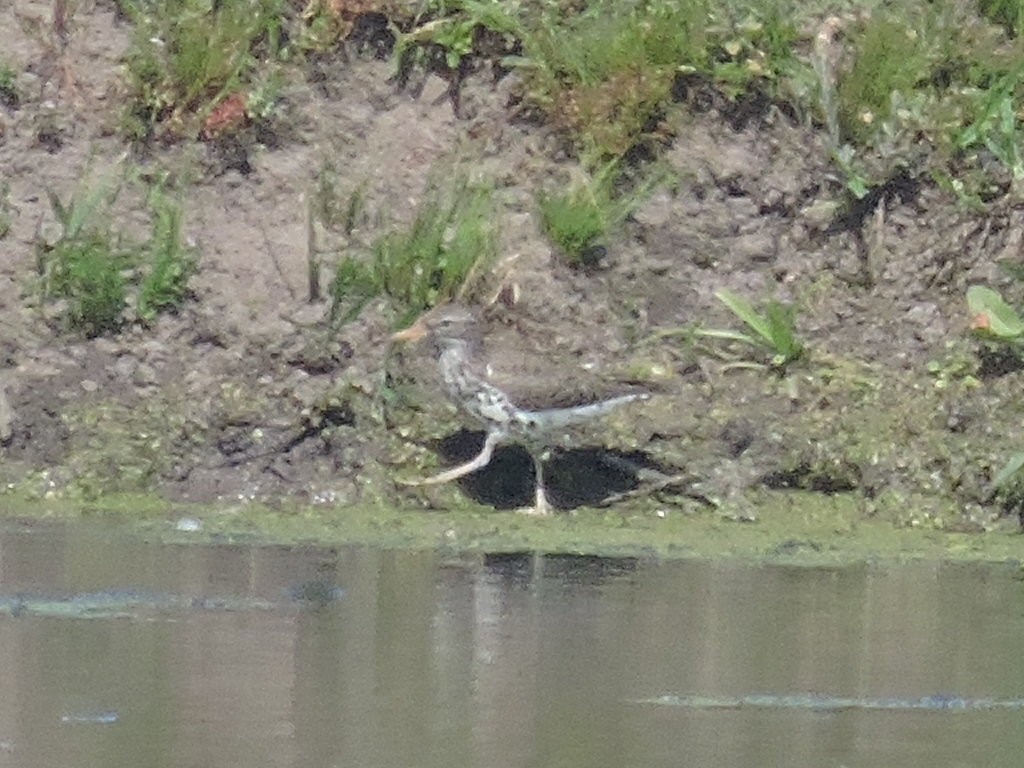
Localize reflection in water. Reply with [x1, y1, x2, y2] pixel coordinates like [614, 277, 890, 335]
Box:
[0, 522, 1022, 768]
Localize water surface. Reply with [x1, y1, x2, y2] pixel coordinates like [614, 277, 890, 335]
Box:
[0, 520, 1022, 768]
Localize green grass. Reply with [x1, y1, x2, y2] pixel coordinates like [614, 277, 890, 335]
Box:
[119, 0, 285, 140]
[696, 290, 805, 371]
[538, 187, 607, 266]
[816, 2, 1024, 197]
[957, 69, 1024, 196]
[46, 236, 129, 337]
[979, 0, 1024, 37]
[539, 162, 660, 267]
[835, 14, 929, 147]
[106, 0, 1024, 208]
[99, 0, 1024, 239]
[538, 166, 619, 267]
[493, 0, 714, 159]
[393, 7, 483, 74]
[138, 189, 197, 322]
[38, 174, 197, 336]
[39, 177, 124, 336]
[328, 180, 496, 327]
[0, 61, 19, 109]
[378, 0, 1024, 205]
[395, 0, 801, 161]
[41, 180, 131, 337]
[0, 183, 12, 240]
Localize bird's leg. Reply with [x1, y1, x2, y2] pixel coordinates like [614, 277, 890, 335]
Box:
[400, 429, 500, 486]
[519, 450, 552, 516]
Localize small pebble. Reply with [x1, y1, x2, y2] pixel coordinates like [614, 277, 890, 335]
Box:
[175, 517, 202, 532]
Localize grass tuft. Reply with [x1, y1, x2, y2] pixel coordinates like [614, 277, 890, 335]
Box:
[329, 179, 496, 327]
[138, 189, 197, 323]
[517, 0, 711, 159]
[821, 3, 1024, 198]
[979, 0, 1024, 37]
[46, 235, 129, 337]
[0, 61, 20, 109]
[0, 183, 12, 240]
[539, 162, 660, 267]
[119, 0, 285, 141]
[37, 173, 197, 336]
[399, 0, 813, 166]
[538, 187, 607, 266]
[40, 180, 130, 337]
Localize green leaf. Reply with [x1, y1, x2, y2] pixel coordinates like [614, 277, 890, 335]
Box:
[993, 452, 1024, 490]
[966, 285, 1024, 338]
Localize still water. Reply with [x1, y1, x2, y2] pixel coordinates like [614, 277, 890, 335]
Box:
[0, 520, 1022, 768]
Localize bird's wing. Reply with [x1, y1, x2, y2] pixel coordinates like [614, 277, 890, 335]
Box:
[483, 356, 646, 411]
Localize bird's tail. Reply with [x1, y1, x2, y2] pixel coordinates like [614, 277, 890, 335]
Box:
[527, 393, 650, 430]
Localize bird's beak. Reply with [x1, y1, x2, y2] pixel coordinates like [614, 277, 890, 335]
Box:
[390, 318, 428, 344]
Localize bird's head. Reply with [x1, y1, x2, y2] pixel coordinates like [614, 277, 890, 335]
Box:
[390, 305, 480, 356]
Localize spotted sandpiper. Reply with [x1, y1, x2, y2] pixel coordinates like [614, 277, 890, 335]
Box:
[390, 304, 649, 515]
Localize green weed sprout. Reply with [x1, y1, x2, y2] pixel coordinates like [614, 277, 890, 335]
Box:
[697, 289, 805, 370]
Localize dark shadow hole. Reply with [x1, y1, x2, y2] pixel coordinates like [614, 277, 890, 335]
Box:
[826, 167, 920, 235]
[436, 429, 647, 511]
[720, 85, 772, 131]
[349, 12, 395, 59]
[976, 346, 1024, 379]
[760, 462, 859, 494]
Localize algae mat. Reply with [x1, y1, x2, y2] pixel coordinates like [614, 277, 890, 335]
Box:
[4, 491, 1023, 565]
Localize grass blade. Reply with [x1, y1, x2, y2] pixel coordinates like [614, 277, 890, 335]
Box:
[715, 289, 774, 346]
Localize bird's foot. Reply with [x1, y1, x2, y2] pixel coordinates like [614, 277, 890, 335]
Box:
[515, 485, 553, 516]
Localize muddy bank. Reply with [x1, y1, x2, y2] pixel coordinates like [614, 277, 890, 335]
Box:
[1, 1, 1023, 547]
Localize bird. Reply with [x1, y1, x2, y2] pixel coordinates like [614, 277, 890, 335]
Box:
[390, 303, 650, 515]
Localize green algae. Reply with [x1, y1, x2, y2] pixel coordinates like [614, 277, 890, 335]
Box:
[2, 487, 1022, 566]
